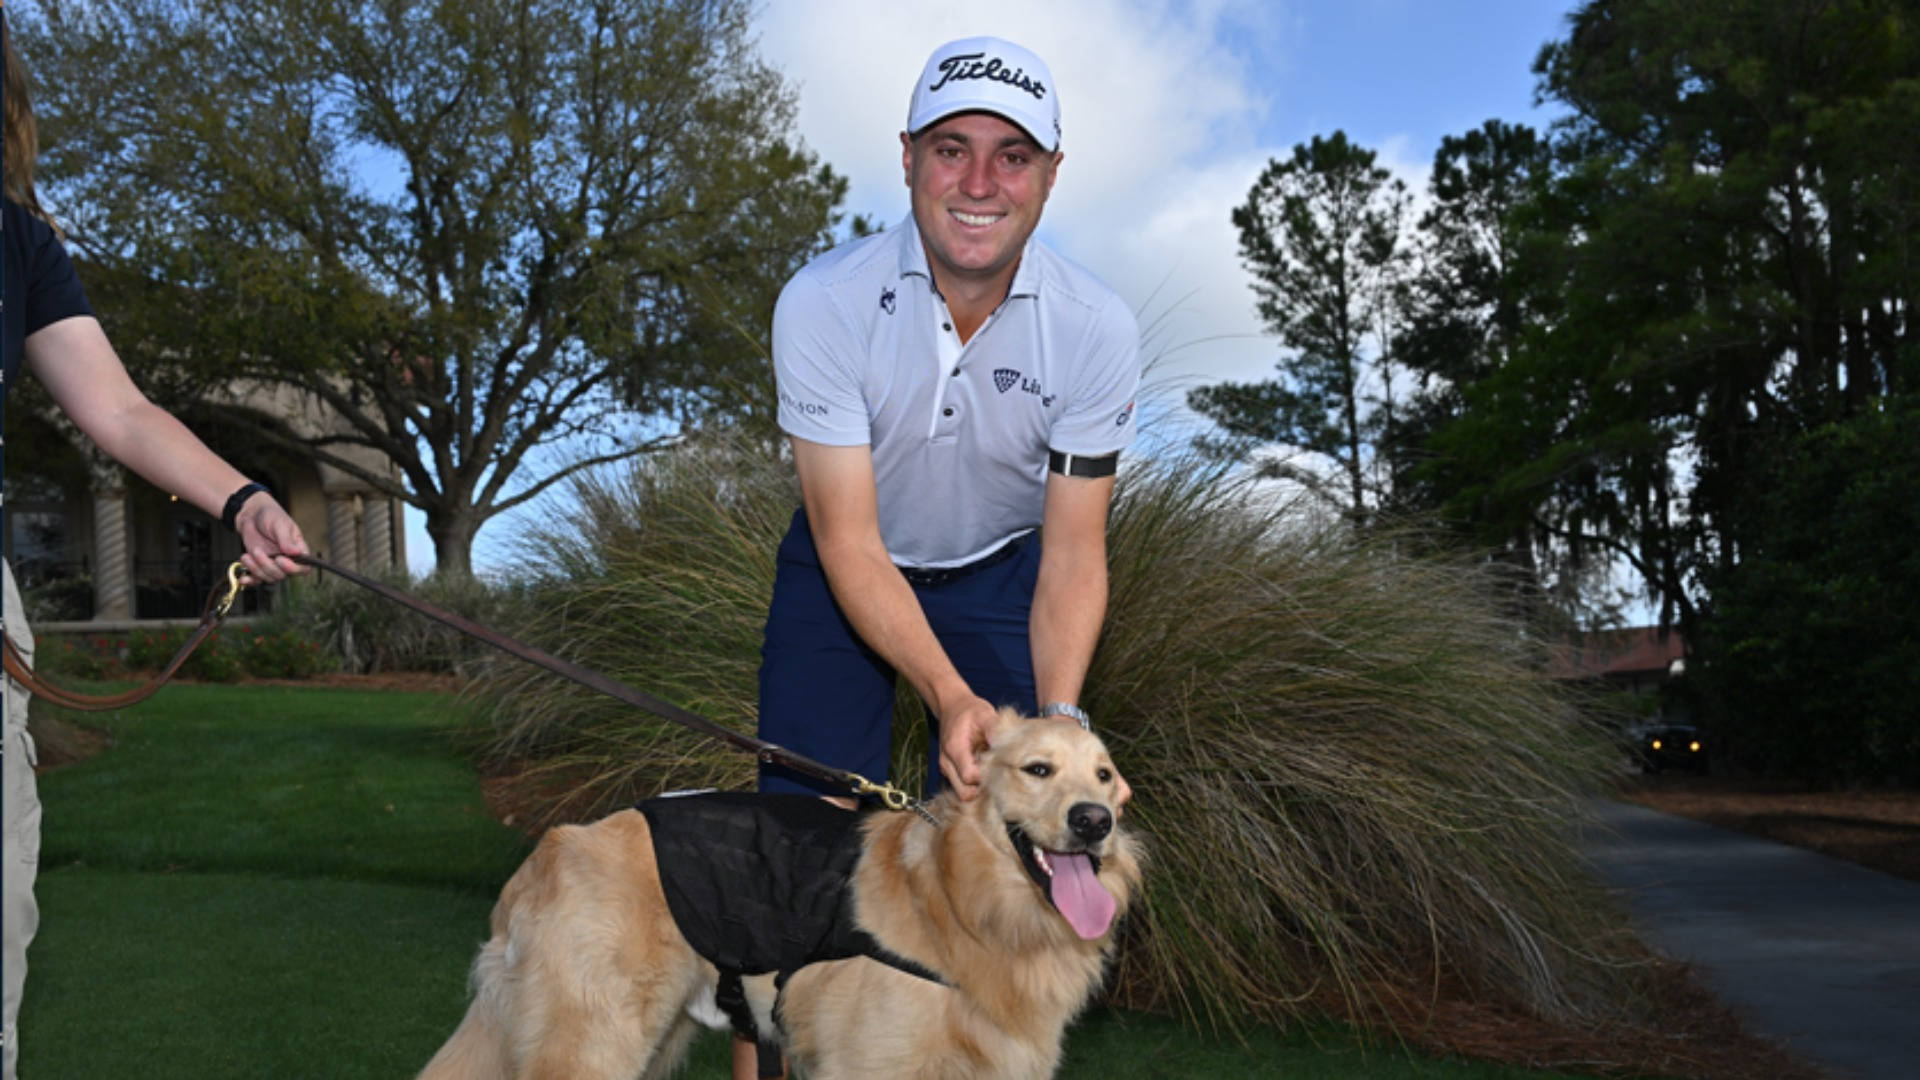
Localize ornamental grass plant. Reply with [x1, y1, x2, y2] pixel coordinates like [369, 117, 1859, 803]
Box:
[472, 435, 1645, 1034]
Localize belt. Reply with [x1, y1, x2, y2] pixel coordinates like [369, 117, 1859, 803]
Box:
[897, 533, 1029, 588]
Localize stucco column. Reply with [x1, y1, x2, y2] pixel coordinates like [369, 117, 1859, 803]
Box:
[90, 489, 134, 620]
[362, 497, 394, 574]
[326, 494, 361, 574]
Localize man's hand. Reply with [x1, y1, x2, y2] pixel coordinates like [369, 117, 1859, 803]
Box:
[938, 695, 1005, 801]
[234, 494, 313, 584]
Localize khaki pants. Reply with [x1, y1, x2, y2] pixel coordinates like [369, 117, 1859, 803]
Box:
[2, 560, 39, 1080]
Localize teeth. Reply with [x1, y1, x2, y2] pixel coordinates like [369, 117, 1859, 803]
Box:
[953, 210, 1001, 227]
[1035, 849, 1053, 877]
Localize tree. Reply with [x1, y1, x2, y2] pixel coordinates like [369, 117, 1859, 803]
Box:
[1189, 131, 1410, 522]
[22, 0, 848, 576]
[1691, 398, 1920, 784]
[1425, 0, 1917, 640]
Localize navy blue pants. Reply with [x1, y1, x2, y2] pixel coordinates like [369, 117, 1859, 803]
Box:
[757, 510, 1039, 797]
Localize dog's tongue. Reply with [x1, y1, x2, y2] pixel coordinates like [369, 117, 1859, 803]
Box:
[1048, 852, 1116, 940]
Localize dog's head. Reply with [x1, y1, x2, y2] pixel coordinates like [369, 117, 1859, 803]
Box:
[975, 710, 1137, 941]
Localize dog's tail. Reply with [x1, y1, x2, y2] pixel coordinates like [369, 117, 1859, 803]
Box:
[416, 939, 514, 1080]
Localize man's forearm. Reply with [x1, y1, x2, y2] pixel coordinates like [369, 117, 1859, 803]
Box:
[813, 535, 978, 716]
[1029, 547, 1108, 712]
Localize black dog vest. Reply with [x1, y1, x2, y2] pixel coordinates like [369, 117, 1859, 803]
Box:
[637, 792, 943, 1076]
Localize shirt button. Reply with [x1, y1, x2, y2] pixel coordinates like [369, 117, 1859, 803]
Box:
[943, 322, 953, 332]
[942, 407, 955, 417]
[950, 367, 960, 377]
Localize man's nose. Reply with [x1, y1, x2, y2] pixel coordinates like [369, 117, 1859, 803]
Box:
[960, 154, 996, 199]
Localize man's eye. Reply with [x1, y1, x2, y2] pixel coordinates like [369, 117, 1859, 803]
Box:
[1023, 762, 1053, 778]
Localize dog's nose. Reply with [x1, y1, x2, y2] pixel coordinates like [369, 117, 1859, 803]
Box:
[1068, 802, 1112, 844]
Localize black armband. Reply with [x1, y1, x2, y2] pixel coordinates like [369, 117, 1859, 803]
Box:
[1047, 450, 1119, 478]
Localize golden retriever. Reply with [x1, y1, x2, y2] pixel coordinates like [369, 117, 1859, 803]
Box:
[418, 711, 1141, 1079]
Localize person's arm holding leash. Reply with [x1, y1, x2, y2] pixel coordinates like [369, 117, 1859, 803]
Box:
[791, 437, 1004, 800]
[25, 315, 311, 583]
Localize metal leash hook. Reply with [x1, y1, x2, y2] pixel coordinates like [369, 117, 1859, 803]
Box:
[213, 560, 249, 620]
[847, 773, 912, 812]
[847, 774, 939, 826]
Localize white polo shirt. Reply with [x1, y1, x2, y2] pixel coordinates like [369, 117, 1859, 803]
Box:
[773, 217, 1140, 569]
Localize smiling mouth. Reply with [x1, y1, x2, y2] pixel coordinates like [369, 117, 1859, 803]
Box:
[1006, 823, 1117, 940]
[951, 209, 1004, 227]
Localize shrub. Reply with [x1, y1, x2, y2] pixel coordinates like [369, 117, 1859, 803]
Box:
[238, 628, 337, 679]
[36, 635, 117, 680]
[472, 436, 1646, 1033]
[269, 569, 527, 675]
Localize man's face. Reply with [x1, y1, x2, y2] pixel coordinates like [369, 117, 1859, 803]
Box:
[902, 112, 1061, 295]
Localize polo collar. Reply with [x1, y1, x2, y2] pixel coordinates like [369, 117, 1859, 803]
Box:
[894, 214, 1043, 301]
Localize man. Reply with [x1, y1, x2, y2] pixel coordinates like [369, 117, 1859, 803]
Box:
[738, 34, 1139, 1078]
[759, 34, 1138, 810]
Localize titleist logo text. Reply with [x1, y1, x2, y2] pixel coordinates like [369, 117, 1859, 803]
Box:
[928, 53, 1046, 101]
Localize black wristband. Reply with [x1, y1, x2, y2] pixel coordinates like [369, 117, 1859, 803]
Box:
[221, 482, 269, 532]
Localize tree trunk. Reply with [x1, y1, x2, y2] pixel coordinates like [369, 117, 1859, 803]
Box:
[426, 510, 479, 581]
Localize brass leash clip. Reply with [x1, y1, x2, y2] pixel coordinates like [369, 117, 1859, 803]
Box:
[214, 561, 248, 620]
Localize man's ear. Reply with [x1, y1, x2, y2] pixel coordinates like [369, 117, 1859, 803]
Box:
[900, 130, 914, 188]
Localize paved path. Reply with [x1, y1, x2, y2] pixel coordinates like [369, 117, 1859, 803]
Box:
[1580, 799, 1920, 1080]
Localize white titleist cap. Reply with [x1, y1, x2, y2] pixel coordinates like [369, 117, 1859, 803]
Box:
[907, 36, 1060, 151]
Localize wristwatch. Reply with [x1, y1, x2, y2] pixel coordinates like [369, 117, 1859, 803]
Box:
[1040, 702, 1091, 730]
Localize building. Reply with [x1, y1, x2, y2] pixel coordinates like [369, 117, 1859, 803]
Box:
[1547, 625, 1690, 724]
[6, 379, 406, 627]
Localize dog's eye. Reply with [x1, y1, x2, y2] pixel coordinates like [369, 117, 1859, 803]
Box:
[1023, 762, 1053, 778]
[1096, 767, 1113, 783]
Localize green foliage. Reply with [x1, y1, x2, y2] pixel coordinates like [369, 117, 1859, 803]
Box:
[35, 624, 337, 681]
[473, 438, 1645, 1031]
[1693, 399, 1920, 785]
[1438, 0, 1920, 633]
[1190, 132, 1411, 519]
[267, 569, 527, 674]
[19, 0, 849, 576]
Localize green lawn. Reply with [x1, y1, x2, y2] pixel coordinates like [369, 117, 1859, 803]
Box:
[21, 683, 1593, 1078]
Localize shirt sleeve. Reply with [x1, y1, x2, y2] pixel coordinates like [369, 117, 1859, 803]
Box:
[1049, 293, 1140, 457]
[25, 210, 95, 335]
[771, 271, 870, 446]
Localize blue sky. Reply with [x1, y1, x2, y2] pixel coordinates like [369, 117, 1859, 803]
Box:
[418, 0, 1585, 575]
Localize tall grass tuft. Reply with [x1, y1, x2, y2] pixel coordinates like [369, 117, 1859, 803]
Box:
[475, 436, 1643, 1030]
[271, 569, 529, 675]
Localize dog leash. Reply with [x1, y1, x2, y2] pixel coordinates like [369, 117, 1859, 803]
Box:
[282, 555, 934, 819]
[3, 563, 249, 712]
[5, 554, 932, 820]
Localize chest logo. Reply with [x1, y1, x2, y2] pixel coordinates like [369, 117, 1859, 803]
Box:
[992, 367, 1056, 406]
[879, 286, 896, 315]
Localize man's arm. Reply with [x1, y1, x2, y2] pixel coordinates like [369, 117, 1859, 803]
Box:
[790, 436, 1004, 799]
[1029, 470, 1115, 710]
[25, 316, 312, 583]
[1030, 468, 1131, 804]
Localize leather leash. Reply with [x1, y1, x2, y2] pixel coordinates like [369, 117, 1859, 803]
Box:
[3, 563, 248, 713]
[3, 554, 928, 816]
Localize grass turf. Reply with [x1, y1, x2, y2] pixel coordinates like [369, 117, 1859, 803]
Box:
[19, 682, 1593, 1078]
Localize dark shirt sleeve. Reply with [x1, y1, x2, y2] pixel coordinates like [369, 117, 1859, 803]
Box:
[22, 207, 94, 335]
[4, 198, 96, 386]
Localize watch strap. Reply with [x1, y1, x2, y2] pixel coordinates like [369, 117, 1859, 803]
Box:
[1040, 702, 1091, 730]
